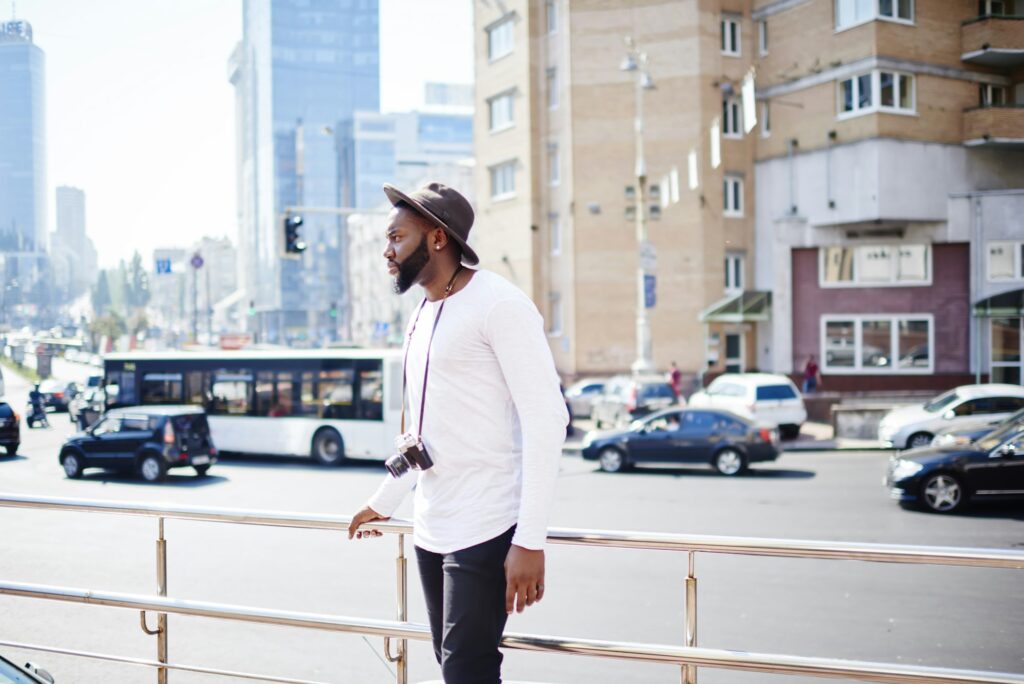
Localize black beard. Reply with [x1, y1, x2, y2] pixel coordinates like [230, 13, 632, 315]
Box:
[393, 236, 431, 294]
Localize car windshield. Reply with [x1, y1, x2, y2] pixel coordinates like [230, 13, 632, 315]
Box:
[923, 390, 959, 413]
[977, 421, 1024, 451]
[0, 655, 43, 683]
[756, 385, 797, 401]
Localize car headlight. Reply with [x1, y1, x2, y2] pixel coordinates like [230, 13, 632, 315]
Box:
[891, 459, 924, 480]
[582, 432, 595, 448]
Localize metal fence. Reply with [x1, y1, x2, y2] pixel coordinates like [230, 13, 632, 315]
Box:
[1, 493, 1022, 684]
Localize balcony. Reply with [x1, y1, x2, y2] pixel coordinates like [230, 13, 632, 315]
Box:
[961, 15, 1024, 67]
[963, 106, 1024, 147]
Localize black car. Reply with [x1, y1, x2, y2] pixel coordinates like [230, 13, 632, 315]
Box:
[0, 401, 20, 456]
[59, 406, 217, 482]
[885, 424, 1024, 513]
[932, 407, 1024, 447]
[580, 408, 780, 476]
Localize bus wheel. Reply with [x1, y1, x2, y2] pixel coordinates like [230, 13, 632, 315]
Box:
[312, 428, 345, 466]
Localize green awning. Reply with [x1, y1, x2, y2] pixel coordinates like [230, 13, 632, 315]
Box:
[699, 290, 772, 323]
[974, 288, 1024, 317]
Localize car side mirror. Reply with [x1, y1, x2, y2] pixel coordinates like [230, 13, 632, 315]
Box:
[942, 410, 955, 420]
[996, 443, 1017, 458]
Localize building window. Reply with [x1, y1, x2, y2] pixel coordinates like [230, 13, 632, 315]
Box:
[820, 244, 931, 287]
[490, 160, 516, 199]
[550, 213, 561, 256]
[721, 16, 740, 56]
[988, 241, 1024, 281]
[546, 0, 557, 33]
[548, 144, 560, 185]
[761, 102, 771, 137]
[991, 317, 1022, 385]
[725, 253, 744, 293]
[836, 0, 913, 29]
[821, 315, 933, 373]
[487, 16, 514, 61]
[548, 292, 562, 336]
[758, 20, 768, 55]
[980, 84, 1008, 107]
[722, 97, 742, 138]
[839, 70, 914, 117]
[547, 68, 559, 110]
[723, 175, 743, 217]
[488, 91, 514, 132]
[980, 0, 1015, 17]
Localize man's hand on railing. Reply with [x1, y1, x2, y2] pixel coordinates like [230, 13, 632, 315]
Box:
[347, 506, 389, 540]
[505, 545, 545, 614]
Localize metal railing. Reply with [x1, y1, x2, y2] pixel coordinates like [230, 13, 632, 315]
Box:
[1, 493, 1023, 684]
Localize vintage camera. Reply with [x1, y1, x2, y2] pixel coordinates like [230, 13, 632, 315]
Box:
[385, 432, 434, 478]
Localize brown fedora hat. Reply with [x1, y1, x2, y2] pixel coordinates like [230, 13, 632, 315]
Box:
[382, 182, 479, 266]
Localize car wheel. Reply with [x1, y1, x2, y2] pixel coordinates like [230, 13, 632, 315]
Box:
[61, 451, 84, 479]
[138, 454, 167, 483]
[194, 464, 210, 477]
[6, 444, 18, 456]
[712, 448, 746, 476]
[920, 472, 966, 514]
[906, 432, 933, 449]
[598, 447, 627, 473]
[311, 428, 345, 465]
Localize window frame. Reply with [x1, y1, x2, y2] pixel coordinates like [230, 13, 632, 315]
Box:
[489, 159, 517, 201]
[837, 70, 916, 120]
[835, 0, 914, 31]
[547, 292, 563, 337]
[721, 16, 741, 56]
[722, 97, 743, 138]
[487, 15, 515, 62]
[547, 67, 559, 110]
[818, 244, 932, 288]
[546, 0, 557, 34]
[987, 240, 1024, 282]
[820, 314, 935, 375]
[548, 143, 560, 186]
[723, 174, 744, 218]
[487, 90, 515, 133]
[725, 253, 745, 294]
[758, 19, 768, 55]
[549, 212, 561, 256]
[761, 101, 771, 138]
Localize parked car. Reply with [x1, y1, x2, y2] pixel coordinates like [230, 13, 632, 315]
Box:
[878, 384, 1024, 450]
[0, 652, 54, 683]
[885, 424, 1024, 513]
[0, 401, 20, 456]
[564, 377, 608, 419]
[581, 407, 780, 476]
[38, 379, 73, 412]
[59, 405, 217, 482]
[687, 373, 807, 439]
[932, 407, 1024, 447]
[590, 375, 679, 429]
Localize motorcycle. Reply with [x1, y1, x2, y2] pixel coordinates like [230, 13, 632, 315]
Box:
[26, 402, 50, 429]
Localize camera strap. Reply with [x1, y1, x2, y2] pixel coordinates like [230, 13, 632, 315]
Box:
[400, 265, 463, 436]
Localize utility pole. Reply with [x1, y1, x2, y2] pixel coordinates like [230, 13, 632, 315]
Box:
[190, 251, 204, 344]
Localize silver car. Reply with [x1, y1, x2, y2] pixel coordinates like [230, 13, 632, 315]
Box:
[565, 377, 608, 419]
[590, 375, 679, 429]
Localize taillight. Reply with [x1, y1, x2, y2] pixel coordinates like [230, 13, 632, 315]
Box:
[758, 428, 772, 442]
[626, 386, 637, 412]
[163, 421, 175, 445]
[12, 411, 19, 423]
[54, 392, 64, 399]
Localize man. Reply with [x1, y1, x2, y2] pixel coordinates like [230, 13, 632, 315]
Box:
[802, 354, 821, 394]
[668, 361, 682, 401]
[348, 182, 568, 683]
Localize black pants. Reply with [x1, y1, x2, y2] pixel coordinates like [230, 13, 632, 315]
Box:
[415, 526, 515, 684]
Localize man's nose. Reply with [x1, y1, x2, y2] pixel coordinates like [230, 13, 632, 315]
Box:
[383, 243, 394, 259]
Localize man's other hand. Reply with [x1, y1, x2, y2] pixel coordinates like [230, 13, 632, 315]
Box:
[504, 545, 545, 614]
[347, 506, 388, 540]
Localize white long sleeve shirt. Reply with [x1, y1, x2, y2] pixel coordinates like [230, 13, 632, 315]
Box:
[366, 269, 568, 554]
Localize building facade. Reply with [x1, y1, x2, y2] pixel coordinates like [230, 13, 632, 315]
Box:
[0, 18, 49, 327]
[52, 186, 99, 299]
[229, 0, 380, 347]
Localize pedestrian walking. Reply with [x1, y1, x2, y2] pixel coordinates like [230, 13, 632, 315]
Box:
[348, 182, 568, 683]
[802, 354, 821, 394]
[668, 361, 682, 401]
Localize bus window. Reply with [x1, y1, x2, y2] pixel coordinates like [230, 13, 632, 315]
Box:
[184, 371, 207, 405]
[275, 372, 294, 416]
[105, 371, 137, 405]
[357, 362, 384, 421]
[255, 372, 275, 416]
[299, 372, 317, 416]
[319, 369, 355, 419]
[210, 372, 252, 415]
[141, 373, 183, 404]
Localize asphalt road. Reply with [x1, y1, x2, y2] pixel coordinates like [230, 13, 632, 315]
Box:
[1, 364, 1022, 684]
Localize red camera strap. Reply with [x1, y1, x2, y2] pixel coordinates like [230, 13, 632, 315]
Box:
[400, 265, 463, 436]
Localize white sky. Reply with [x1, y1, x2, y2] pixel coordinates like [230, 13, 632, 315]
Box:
[17, 0, 474, 268]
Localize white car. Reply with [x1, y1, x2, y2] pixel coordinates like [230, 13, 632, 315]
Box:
[878, 384, 1024, 450]
[564, 377, 608, 419]
[688, 373, 807, 439]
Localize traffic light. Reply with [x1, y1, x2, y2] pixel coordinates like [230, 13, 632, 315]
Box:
[283, 214, 306, 254]
[328, 301, 338, 319]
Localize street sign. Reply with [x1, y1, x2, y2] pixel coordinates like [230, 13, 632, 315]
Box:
[155, 258, 172, 274]
[644, 274, 656, 309]
[190, 252, 204, 269]
[639, 241, 657, 274]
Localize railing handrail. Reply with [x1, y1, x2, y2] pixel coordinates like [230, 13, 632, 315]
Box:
[2, 492, 1022, 569]
[2, 580, 1022, 684]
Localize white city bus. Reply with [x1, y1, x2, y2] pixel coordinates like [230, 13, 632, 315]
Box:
[102, 349, 403, 464]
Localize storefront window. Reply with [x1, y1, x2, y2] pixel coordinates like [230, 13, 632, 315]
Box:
[823, 316, 932, 373]
[897, 320, 930, 369]
[824, 320, 856, 367]
[861, 320, 891, 368]
[992, 318, 1021, 363]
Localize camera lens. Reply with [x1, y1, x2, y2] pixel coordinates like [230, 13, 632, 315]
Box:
[385, 452, 410, 478]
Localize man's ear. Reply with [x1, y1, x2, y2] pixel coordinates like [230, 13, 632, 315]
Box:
[432, 227, 448, 251]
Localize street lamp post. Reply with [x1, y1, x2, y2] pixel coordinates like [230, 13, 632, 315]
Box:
[622, 37, 656, 375]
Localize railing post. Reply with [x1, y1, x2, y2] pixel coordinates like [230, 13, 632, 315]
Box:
[683, 551, 697, 684]
[156, 517, 168, 684]
[396, 533, 407, 684]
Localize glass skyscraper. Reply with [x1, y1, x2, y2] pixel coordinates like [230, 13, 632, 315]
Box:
[0, 19, 48, 324]
[230, 0, 380, 345]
